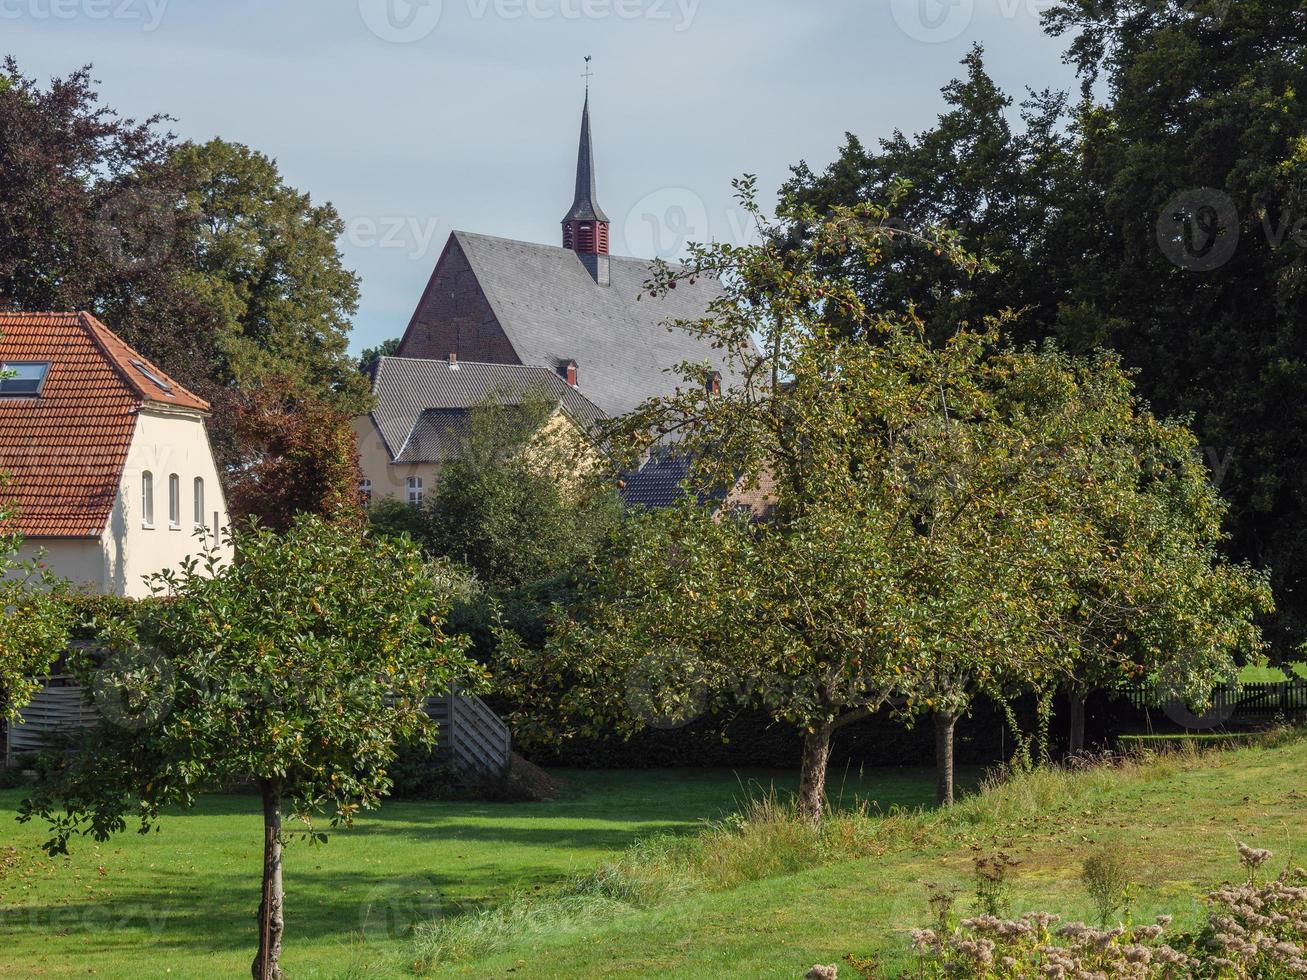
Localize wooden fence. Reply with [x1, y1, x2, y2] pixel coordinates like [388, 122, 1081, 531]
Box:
[1116, 679, 1307, 726]
[425, 691, 512, 776]
[3, 676, 99, 764]
[4, 679, 511, 778]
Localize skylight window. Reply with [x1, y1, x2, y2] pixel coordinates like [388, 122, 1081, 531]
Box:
[0, 362, 51, 397]
[130, 359, 173, 395]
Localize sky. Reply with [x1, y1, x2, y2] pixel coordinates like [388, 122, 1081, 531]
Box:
[2, 0, 1076, 354]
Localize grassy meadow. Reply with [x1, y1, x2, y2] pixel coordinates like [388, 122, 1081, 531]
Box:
[1, 736, 1304, 977]
[0, 767, 940, 978]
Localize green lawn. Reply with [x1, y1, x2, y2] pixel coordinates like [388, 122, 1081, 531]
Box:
[0, 767, 940, 978]
[2, 740, 1304, 978]
[436, 737, 1307, 978]
[1238, 660, 1307, 683]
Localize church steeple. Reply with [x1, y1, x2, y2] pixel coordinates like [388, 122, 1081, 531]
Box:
[562, 65, 611, 271]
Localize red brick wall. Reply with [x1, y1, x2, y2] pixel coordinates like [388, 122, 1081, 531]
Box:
[396, 236, 521, 364]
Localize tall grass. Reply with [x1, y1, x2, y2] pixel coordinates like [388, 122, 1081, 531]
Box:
[411, 729, 1307, 972]
[412, 789, 890, 969]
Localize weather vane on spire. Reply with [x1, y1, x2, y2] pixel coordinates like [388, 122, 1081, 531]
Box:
[582, 55, 594, 91]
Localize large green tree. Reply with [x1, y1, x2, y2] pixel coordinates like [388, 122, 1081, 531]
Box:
[501, 188, 1147, 814]
[169, 139, 368, 416]
[0, 61, 368, 471]
[19, 517, 478, 979]
[783, 15, 1307, 654]
[1040, 0, 1307, 652]
[780, 46, 1095, 348]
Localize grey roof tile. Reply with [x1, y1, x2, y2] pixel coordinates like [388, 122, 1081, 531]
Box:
[370, 356, 605, 463]
[620, 447, 727, 510]
[452, 231, 735, 418]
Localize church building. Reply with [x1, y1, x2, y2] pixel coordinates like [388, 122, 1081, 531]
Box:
[354, 91, 736, 504]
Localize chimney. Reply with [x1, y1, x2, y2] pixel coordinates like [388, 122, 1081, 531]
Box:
[706, 371, 722, 397]
[448, 352, 458, 370]
[560, 359, 579, 387]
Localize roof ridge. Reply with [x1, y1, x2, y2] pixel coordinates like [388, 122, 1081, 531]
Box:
[77, 312, 210, 412]
[379, 354, 553, 373]
[0, 311, 81, 321]
[454, 229, 661, 265]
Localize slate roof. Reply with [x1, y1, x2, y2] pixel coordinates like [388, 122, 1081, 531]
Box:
[367, 356, 606, 464]
[563, 92, 609, 224]
[620, 449, 696, 509]
[0, 311, 208, 538]
[619, 447, 733, 511]
[451, 231, 734, 418]
[395, 408, 473, 464]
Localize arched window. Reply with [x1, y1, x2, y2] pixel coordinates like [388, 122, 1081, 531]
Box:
[193, 477, 205, 529]
[168, 474, 180, 528]
[141, 471, 154, 528]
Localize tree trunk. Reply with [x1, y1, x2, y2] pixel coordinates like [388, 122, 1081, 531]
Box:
[934, 710, 957, 807]
[252, 779, 284, 980]
[1068, 688, 1087, 756]
[797, 721, 833, 824]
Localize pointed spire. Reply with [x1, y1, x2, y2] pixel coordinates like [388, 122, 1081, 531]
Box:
[563, 89, 609, 224]
[562, 58, 611, 276]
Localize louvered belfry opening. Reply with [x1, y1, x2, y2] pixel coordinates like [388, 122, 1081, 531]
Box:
[563, 221, 610, 256]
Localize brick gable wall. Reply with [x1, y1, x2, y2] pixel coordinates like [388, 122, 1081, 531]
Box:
[396, 235, 521, 364]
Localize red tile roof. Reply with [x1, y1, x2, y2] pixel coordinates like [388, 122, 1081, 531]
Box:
[0, 312, 209, 539]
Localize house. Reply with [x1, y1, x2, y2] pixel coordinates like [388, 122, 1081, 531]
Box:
[364, 91, 741, 505]
[354, 355, 605, 505]
[0, 312, 233, 597]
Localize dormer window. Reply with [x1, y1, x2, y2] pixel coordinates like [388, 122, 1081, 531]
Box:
[0, 362, 51, 397]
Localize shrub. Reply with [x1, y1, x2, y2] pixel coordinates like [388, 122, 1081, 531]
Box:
[971, 852, 1019, 919]
[910, 912, 1191, 978]
[1082, 845, 1135, 928]
[903, 845, 1307, 978]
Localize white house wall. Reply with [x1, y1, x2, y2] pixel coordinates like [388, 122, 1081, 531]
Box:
[14, 538, 109, 592]
[104, 408, 233, 597]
